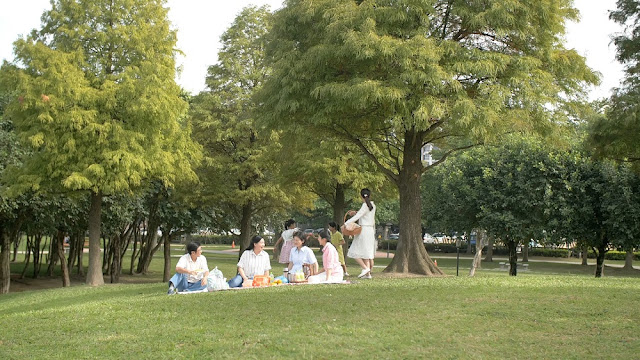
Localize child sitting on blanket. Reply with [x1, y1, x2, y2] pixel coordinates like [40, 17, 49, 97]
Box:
[308, 230, 344, 283]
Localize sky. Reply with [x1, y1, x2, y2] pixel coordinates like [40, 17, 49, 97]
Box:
[0, 0, 626, 100]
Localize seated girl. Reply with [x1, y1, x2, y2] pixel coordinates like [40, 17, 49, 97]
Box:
[228, 236, 272, 288]
[308, 230, 344, 283]
[287, 230, 318, 275]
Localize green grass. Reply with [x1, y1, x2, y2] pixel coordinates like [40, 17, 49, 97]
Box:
[4, 245, 640, 358]
[1, 275, 639, 359]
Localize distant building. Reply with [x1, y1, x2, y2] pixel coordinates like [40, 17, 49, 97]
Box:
[421, 143, 439, 166]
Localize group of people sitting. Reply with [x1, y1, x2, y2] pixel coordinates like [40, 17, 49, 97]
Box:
[168, 188, 377, 294]
[167, 228, 345, 294]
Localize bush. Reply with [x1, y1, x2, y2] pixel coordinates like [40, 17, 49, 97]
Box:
[529, 248, 570, 258]
[585, 250, 640, 261]
[378, 240, 397, 250]
[188, 234, 236, 245]
[425, 243, 459, 253]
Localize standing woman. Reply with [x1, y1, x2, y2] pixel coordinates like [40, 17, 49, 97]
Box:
[328, 222, 349, 276]
[273, 219, 298, 264]
[308, 230, 344, 283]
[345, 188, 376, 279]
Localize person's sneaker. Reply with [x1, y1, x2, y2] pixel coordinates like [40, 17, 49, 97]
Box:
[357, 268, 370, 278]
[364, 273, 372, 279]
[344, 272, 350, 277]
[167, 283, 177, 295]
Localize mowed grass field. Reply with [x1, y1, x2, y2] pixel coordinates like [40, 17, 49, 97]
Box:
[2, 245, 640, 359]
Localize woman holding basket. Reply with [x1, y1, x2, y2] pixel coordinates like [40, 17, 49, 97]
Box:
[345, 188, 376, 279]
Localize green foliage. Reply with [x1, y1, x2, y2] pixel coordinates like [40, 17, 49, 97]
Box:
[529, 248, 571, 258]
[422, 133, 640, 277]
[260, 0, 597, 273]
[586, 250, 640, 261]
[188, 234, 236, 245]
[587, 1, 640, 169]
[0, 0, 200, 195]
[190, 6, 301, 241]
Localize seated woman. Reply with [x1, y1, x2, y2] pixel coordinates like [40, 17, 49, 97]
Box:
[308, 230, 344, 283]
[288, 230, 318, 275]
[168, 242, 209, 294]
[228, 236, 272, 288]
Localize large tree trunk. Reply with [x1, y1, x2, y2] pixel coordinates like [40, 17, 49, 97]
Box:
[622, 249, 634, 270]
[86, 191, 104, 286]
[47, 233, 59, 277]
[238, 201, 254, 260]
[56, 230, 70, 287]
[484, 236, 494, 262]
[507, 238, 518, 276]
[0, 223, 9, 294]
[522, 242, 529, 263]
[32, 234, 44, 278]
[163, 234, 172, 283]
[581, 244, 588, 266]
[594, 245, 607, 278]
[332, 182, 347, 225]
[384, 130, 443, 275]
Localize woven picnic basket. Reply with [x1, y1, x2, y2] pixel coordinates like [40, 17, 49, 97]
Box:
[341, 211, 362, 236]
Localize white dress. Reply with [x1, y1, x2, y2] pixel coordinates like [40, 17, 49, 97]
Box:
[346, 201, 376, 260]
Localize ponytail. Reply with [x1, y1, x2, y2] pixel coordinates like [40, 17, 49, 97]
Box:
[361, 188, 373, 211]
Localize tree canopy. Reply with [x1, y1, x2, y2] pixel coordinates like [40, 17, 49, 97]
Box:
[0, 0, 201, 286]
[259, 0, 598, 274]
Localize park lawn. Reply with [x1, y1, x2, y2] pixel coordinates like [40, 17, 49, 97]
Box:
[1, 274, 639, 359]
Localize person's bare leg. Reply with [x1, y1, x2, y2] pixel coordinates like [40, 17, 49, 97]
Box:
[354, 257, 368, 270]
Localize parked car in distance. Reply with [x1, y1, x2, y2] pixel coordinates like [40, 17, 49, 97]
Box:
[303, 228, 314, 234]
[423, 233, 436, 244]
[432, 232, 447, 243]
[389, 233, 400, 240]
[314, 228, 325, 234]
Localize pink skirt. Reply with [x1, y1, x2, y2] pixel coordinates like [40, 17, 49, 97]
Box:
[279, 240, 295, 264]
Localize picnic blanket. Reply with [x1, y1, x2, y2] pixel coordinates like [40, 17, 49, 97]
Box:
[176, 280, 353, 294]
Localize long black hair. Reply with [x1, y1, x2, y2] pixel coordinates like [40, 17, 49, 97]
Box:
[245, 236, 263, 252]
[361, 188, 373, 211]
[318, 230, 331, 243]
[328, 221, 340, 232]
[284, 218, 296, 230]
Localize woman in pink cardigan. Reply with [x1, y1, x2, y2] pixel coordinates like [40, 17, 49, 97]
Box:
[308, 230, 344, 283]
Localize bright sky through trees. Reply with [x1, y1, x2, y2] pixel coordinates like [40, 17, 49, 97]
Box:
[0, 0, 624, 100]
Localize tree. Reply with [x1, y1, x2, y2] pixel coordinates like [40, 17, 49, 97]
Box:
[423, 136, 557, 275]
[190, 6, 306, 252]
[260, 0, 597, 274]
[588, 1, 640, 167]
[0, 0, 200, 286]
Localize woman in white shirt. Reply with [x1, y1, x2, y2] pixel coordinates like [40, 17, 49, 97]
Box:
[345, 188, 376, 279]
[167, 242, 209, 294]
[228, 236, 272, 288]
[288, 230, 318, 275]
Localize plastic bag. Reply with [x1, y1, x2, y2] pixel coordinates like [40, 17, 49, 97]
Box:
[207, 267, 229, 291]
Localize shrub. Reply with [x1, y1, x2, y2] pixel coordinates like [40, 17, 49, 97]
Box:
[188, 234, 236, 245]
[529, 248, 570, 258]
[585, 250, 640, 261]
[378, 240, 397, 250]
